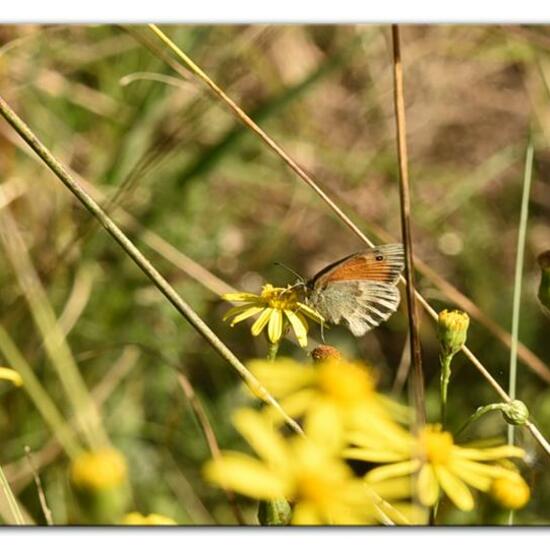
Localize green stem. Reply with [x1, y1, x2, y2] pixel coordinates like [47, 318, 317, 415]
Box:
[508, 139, 533, 447]
[267, 340, 280, 362]
[456, 403, 509, 438]
[440, 353, 453, 427]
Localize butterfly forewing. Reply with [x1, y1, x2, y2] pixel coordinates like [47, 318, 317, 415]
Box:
[306, 243, 404, 337]
[310, 244, 404, 288]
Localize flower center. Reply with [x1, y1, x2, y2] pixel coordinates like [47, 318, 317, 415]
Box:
[261, 284, 299, 310]
[317, 360, 376, 405]
[418, 426, 454, 465]
[296, 472, 333, 505]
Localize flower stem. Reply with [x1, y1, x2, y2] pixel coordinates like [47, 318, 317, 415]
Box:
[440, 354, 452, 427]
[267, 341, 280, 362]
[456, 403, 508, 438]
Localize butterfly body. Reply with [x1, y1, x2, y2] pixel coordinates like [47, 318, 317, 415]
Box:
[303, 244, 405, 337]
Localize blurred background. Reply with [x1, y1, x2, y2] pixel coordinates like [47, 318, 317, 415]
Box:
[0, 24, 549, 525]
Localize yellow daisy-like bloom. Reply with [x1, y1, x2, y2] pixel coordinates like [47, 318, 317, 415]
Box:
[248, 357, 409, 447]
[203, 408, 400, 525]
[121, 512, 178, 525]
[490, 474, 530, 510]
[345, 424, 525, 512]
[70, 448, 128, 492]
[223, 284, 324, 347]
[0, 367, 23, 386]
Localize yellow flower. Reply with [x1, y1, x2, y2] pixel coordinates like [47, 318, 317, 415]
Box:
[70, 448, 128, 492]
[0, 367, 22, 386]
[345, 424, 525, 512]
[121, 512, 177, 525]
[248, 357, 408, 447]
[223, 284, 324, 347]
[490, 474, 530, 510]
[203, 408, 389, 525]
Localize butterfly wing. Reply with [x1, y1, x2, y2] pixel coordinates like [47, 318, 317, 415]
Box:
[311, 280, 401, 336]
[309, 244, 404, 287]
[307, 244, 404, 336]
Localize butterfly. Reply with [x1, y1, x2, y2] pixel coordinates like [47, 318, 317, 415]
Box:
[300, 244, 405, 337]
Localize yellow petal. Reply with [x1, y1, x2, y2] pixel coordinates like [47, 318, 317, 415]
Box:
[343, 448, 408, 463]
[227, 306, 265, 325]
[454, 460, 520, 481]
[455, 445, 525, 461]
[367, 477, 414, 501]
[292, 502, 322, 525]
[449, 460, 492, 491]
[223, 304, 254, 321]
[251, 308, 273, 337]
[203, 453, 288, 500]
[296, 302, 325, 324]
[434, 466, 474, 511]
[365, 460, 420, 483]
[222, 292, 263, 302]
[248, 359, 315, 397]
[0, 367, 23, 386]
[268, 308, 283, 343]
[232, 409, 289, 468]
[304, 401, 343, 453]
[262, 389, 317, 426]
[284, 310, 308, 347]
[417, 464, 439, 506]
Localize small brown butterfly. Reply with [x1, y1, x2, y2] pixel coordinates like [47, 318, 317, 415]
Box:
[301, 244, 405, 337]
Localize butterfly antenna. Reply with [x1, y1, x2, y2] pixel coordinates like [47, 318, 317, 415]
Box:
[273, 262, 305, 284]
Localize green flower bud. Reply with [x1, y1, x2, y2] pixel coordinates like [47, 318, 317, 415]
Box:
[258, 498, 292, 526]
[502, 400, 529, 426]
[437, 309, 470, 358]
[537, 251, 550, 316]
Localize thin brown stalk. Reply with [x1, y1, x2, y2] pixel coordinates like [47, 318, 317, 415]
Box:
[391, 25, 425, 426]
[177, 374, 245, 525]
[24, 447, 53, 525]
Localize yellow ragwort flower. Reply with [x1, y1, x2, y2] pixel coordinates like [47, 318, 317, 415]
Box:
[0, 367, 23, 387]
[203, 408, 384, 525]
[248, 357, 409, 447]
[223, 284, 324, 347]
[345, 424, 525, 512]
[70, 448, 128, 492]
[121, 512, 178, 525]
[490, 474, 530, 510]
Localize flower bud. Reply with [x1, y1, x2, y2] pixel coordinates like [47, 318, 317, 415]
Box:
[490, 474, 530, 510]
[501, 400, 529, 426]
[437, 309, 469, 357]
[311, 345, 342, 363]
[258, 498, 292, 525]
